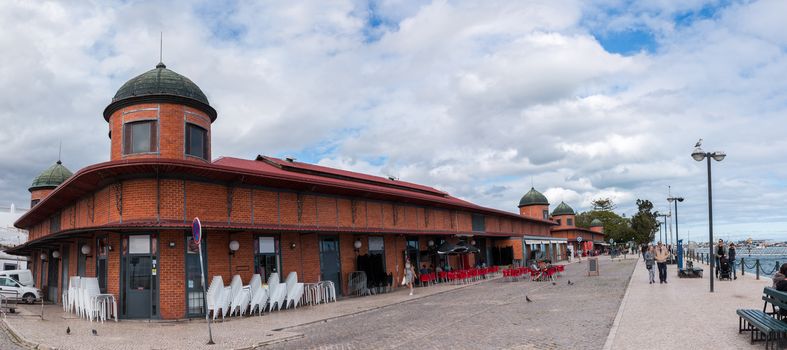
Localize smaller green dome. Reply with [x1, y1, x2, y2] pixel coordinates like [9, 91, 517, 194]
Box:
[29, 161, 72, 192]
[590, 218, 603, 227]
[518, 187, 549, 207]
[551, 201, 575, 216]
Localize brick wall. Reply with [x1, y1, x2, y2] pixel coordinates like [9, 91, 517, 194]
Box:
[158, 230, 185, 319]
[108, 103, 212, 162]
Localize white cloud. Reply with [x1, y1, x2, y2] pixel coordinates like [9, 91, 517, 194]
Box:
[1, 0, 786, 240]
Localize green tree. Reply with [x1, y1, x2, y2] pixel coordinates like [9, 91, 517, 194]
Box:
[575, 198, 634, 243]
[630, 199, 659, 244]
[591, 198, 616, 211]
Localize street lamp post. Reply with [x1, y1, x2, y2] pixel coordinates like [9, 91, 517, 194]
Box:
[692, 144, 725, 293]
[668, 196, 684, 269]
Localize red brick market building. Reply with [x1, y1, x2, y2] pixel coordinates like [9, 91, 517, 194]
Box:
[10, 61, 556, 320]
[517, 188, 606, 260]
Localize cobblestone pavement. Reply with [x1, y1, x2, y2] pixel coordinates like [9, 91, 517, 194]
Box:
[0, 322, 25, 350]
[263, 257, 636, 350]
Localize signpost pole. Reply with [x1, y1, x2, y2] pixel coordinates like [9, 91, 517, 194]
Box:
[194, 218, 214, 345]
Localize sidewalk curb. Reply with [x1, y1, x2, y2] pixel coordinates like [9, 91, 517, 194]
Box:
[1, 317, 50, 350]
[601, 257, 639, 350]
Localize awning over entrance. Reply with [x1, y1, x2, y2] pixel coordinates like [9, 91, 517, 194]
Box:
[524, 239, 565, 244]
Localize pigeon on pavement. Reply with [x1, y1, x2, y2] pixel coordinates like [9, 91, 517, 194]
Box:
[92, 329, 97, 336]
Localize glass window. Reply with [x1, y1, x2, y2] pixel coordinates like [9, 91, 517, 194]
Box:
[567, 218, 573, 226]
[368, 237, 384, 252]
[31, 199, 40, 207]
[556, 219, 562, 225]
[185, 123, 207, 159]
[124, 121, 157, 154]
[128, 256, 151, 290]
[471, 214, 485, 232]
[129, 235, 151, 254]
[542, 210, 549, 220]
[255, 236, 280, 283]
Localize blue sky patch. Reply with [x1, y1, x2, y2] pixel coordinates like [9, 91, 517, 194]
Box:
[595, 28, 657, 55]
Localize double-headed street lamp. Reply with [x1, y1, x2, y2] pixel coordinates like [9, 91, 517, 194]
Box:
[691, 143, 725, 293]
[667, 196, 684, 269]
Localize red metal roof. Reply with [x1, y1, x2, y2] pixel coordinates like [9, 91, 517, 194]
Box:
[251, 155, 447, 196]
[15, 157, 556, 229]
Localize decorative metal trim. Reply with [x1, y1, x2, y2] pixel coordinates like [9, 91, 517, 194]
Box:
[424, 208, 430, 228]
[112, 182, 123, 222]
[296, 193, 304, 223]
[351, 200, 358, 224]
[392, 204, 399, 226]
[227, 185, 235, 224]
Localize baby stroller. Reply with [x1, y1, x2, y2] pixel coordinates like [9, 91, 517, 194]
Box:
[717, 257, 732, 280]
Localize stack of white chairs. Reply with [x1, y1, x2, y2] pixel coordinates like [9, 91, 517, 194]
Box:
[66, 276, 80, 313]
[301, 283, 322, 306]
[318, 280, 336, 303]
[228, 275, 251, 317]
[284, 272, 304, 309]
[81, 278, 102, 322]
[206, 276, 228, 320]
[266, 273, 287, 311]
[248, 274, 268, 315]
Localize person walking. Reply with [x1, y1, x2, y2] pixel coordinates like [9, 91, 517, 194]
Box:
[728, 243, 737, 280]
[644, 245, 656, 284]
[654, 242, 669, 284]
[714, 239, 727, 278]
[641, 244, 648, 261]
[403, 259, 417, 296]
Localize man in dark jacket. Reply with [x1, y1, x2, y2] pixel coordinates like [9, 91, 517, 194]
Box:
[728, 243, 737, 280]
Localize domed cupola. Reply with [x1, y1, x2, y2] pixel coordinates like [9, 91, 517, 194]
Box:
[103, 62, 216, 121]
[551, 201, 575, 216]
[29, 160, 72, 207]
[103, 62, 216, 163]
[29, 160, 72, 192]
[590, 218, 603, 227]
[518, 187, 549, 207]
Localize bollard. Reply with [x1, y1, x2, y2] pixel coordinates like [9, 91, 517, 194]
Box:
[741, 258, 745, 276]
[756, 259, 760, 280]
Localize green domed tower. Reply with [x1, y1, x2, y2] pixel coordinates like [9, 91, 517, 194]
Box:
[103, 62, 216, 162]
[29, 160, 72, 207]
[518, 187, 550, 220]
[551, 201, 576, 227]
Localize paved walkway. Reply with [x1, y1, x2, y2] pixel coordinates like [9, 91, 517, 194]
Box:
[0, 258, 638, 350]
[605, 257, 772, 350]
[0, 273, 506, 350]
[264, 257, 636, 350]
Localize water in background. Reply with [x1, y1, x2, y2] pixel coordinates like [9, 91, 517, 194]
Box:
[696, 247, 786, 277]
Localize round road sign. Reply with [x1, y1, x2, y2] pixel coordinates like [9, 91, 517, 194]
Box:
[192, 217, 202, 244]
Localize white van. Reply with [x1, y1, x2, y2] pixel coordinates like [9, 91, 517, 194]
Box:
[0, 270, 34, 287]
[0, 275, 41, 304]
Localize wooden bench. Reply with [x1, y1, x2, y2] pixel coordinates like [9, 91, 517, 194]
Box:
[737, 287, 787, 349]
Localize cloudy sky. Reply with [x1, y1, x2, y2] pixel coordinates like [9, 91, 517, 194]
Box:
[1, 0, 785, 241]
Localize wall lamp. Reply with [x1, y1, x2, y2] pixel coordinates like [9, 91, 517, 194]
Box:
[81, 244, 92, 257]
[290, 242, 297, 250]
[354, 239, 362, 253]
[52, 250, 61, 259]
[229, 240, 240, 256]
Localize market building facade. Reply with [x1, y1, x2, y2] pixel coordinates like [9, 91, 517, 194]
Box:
[11, 62, 556, 320]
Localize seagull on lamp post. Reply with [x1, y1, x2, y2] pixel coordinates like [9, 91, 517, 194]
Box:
[694, 138, 703, 148]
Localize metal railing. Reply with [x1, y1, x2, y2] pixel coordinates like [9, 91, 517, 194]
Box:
[685, 250, 780, 280]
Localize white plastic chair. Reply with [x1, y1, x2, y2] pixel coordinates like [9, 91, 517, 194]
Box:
[206, 276, 229, 320]
[284, 272, 304, 309]
[266, 273, 287, 311]
[248, 274, 268, 315]
[228, 275, 251, 317]
[67, 276, 80, 314]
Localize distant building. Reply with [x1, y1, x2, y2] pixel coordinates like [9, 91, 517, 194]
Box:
[0, 203, 29, 270]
